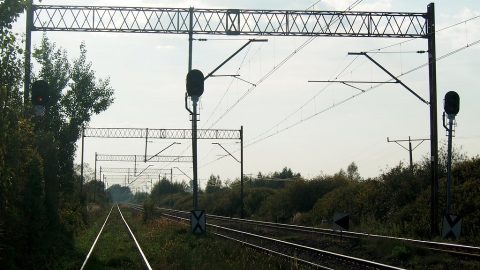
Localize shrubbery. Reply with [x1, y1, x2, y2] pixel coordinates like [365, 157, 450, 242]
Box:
[149, 157, 480, 244]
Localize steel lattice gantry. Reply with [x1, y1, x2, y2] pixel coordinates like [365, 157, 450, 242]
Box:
[97, 167, 180, 187]
[31, 5, 428, 38]
[100, 167, 172, 174]
[85, 127, 242, 196]
[84, 128, 241, 140]
[26, 3, 440, 235]
[96, 154, 192, 163]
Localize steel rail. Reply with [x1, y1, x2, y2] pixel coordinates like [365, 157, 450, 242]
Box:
[80, 205, 114, 270]
[161, 212, 403, 269]
[150, 205, 480, 258]
[117, 204, 153, 270]
[127, 205, 334, 269]
[159, 211, 333, 270]
[214, 231, 333, 270]
[207, 221, 404, 270]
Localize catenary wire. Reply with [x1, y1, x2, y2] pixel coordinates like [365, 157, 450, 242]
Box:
[203, 0, 326, 128]
[245, 38, 480, 148]
[201, 37, 480, 168]
[245, 16, 480, 148]
[206, 0, 364, 129]
[367, 15, 480, 53]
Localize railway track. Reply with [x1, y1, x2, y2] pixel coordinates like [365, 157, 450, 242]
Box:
[125, 205, 480, 266]
[127, 203, 405, 270]
[130, 204, 480, 259]
[81, 204, 152, 270]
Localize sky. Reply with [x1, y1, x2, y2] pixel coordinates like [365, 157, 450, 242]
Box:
[12, 0, 480, 192]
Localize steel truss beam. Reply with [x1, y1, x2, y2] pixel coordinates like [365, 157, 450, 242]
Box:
[101, 167, 172, 174]
[84, 128, 241, 140]
[32, 5, 428, 38]
[104, 175, 157, 180]
[97, 154, 192, 163]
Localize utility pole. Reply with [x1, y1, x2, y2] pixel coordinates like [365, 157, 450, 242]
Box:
[80, 128, 85, 192]
[94, 152, 97, 181]
[427, 3, 439, 236]
[24, 0, 33, 106]
[212, 126, 244, 218]
[387, 137, 429, 171]
[240, 126, 244, 219]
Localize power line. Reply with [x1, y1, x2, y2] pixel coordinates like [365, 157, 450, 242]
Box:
[245, 38, 480, 148]
[200, 7, 480, 173]
[207, 0, 365, 129]
[367, 15, 480, 53]
[202, 44, 253, 128]
[248, 56, 359, 143]
[200, 35, 480, 171]
[306, 0, 323, 10]
[203, 0, 325, 128]
[244, 27, 480, 148]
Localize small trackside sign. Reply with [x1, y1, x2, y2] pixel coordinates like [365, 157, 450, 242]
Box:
[191, 210, 206, 235]
[442, 213, 462, 239]
[333, 212, 349, 231]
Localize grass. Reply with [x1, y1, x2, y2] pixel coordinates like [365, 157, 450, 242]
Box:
[358, 238, 480, 269]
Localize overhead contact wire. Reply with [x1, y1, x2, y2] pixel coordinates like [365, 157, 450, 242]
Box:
[246, 38, 480, 148]
[207, 0, 364, 129]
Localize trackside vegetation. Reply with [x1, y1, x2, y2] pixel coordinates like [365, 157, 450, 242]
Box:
[1, 3, 114, 268]
[148, 154, 480, 246]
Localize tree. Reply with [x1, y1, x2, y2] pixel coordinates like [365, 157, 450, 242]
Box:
[1, 4, 114, 267]
[347, 162, 361, 181]
[32, 34, 114, 223]
[151, 178, 187, 200]
[206, 174, 222, 193]
[107, 184, 133, 202]
[0, 2, 61, 268]
[272, 167, 301, 179]
[84, 180, 108, 204]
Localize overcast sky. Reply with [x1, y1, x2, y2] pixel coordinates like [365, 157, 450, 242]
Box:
[14, 0, 480, 191]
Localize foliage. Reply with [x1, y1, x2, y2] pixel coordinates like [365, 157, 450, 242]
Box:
[83, 180, 108, 205]
[347, 161, 362, 181]
[132, 191, 149, 203]
[152, 157, 480, 245]
[205, 174, 222, 193]
[272, 166, 301, 179]
[0, 2, 46, 268]
[150, 178, 188, 204]
[107, 184, 133, 203]
[1, 7, 114, 265]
